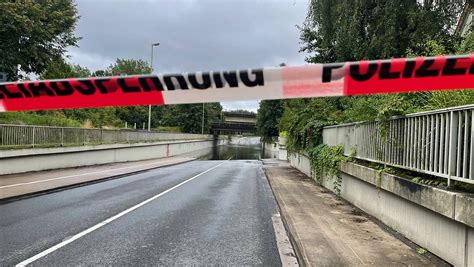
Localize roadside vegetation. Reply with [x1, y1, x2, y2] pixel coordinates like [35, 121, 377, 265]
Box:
[256, 0, 473, 190]
[0, 1, 222, 133]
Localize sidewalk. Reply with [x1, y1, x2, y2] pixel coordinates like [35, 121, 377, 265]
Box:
[263, 159, 439, 267]
[0, 157, 194, 200]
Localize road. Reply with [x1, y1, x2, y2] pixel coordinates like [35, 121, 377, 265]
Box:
[0, 160, 283, 266]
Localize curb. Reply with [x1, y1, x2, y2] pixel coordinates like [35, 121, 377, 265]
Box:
[263, 167, 306, 267]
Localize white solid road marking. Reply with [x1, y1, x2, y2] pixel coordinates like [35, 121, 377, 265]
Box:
[15, 160, 227, 267]
[0, 158, 187, 189]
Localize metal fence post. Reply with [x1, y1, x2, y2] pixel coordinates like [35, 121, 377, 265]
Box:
[61, 128, 64, 146]
[470, 110, 474, 181]
[448, 111, 458, 187]
[32, 126, 35, 148]
[82, 128, 85, 146]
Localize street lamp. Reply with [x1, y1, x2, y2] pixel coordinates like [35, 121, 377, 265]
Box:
[148, 42, 160, 131]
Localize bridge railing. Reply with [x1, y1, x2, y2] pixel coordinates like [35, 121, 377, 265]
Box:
[0, 124, 212, 149]
[323, 104, 474, 185]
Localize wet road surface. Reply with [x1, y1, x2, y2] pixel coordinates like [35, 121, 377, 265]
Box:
[0, 160, 281, 266]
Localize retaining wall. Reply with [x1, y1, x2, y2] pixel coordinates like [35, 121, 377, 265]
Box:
[289, 152, 473, 267]
[0, 139, 227, 175]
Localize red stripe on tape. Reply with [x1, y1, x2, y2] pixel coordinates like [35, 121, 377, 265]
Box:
[0, 76, 165, 111]
[344, 55, 474, 95]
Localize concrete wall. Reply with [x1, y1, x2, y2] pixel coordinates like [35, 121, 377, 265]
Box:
[289, 153, 473, 267]
[277, 137, 287, 161]
[229, 136, 260, 146]
[288, 153, 311, 177]
[0, 139, 227, 175]
[262, 142, 279, 159]
[262, 139, 288, 160]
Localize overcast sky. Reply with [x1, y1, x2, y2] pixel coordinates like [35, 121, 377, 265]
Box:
[67, 0, 309, 112]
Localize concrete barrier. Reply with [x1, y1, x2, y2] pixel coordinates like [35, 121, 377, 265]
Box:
[0, 138, 227, 175]
[289, 152, 473, 267]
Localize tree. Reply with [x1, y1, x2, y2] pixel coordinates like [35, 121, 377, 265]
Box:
[300, 0, 462, 63]
[284, 0, 468, 153]
[416, 32, 474, 110]
[204, 103, 224, 132]
[256, 100, 284, 142]
[0, 0, 79, 80]
[256, 63, 287, 141]
[38, 57, 121, 127]
[225, 110, 256, 115]
[102, 58, 223, 132]
[40, 57, 91, 80]
[106, 58, 151, 76]
[161, 103, 222, 133]
[298, 0, 466, 121]
[104, 59, 152, 128]
[91, 70, 108, 77]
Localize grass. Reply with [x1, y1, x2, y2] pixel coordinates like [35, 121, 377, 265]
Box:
[0, 112, 81, 127]
[153, 126, 182, 133]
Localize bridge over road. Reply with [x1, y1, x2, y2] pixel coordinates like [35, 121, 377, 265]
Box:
[210, 111, 257, 135]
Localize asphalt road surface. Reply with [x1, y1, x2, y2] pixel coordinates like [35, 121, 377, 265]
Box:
[0, 160, 282, 266]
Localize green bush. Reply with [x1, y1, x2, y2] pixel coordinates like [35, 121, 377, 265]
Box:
[308, 144, 345, 194]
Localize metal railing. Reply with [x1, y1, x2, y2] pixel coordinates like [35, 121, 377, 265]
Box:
[0, 124, 212, 149]
[323, 104, 474, 185]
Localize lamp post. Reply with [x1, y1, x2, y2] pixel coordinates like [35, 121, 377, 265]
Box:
[148, 42, 160, 131]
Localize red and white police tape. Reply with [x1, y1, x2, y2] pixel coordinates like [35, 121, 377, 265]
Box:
[0, 54, 473, 112]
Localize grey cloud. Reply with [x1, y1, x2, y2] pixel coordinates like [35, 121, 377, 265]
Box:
[68, 0, 309, 110]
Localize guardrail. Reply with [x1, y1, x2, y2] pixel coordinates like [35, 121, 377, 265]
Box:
[323, 104, 474, 185]
[0, 124, 212, 149]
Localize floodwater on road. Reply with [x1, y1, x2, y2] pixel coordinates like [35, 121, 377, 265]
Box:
[208, 144, 262, 160]
[191, 136, 280, 161]
[198, 136, 263, 160]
